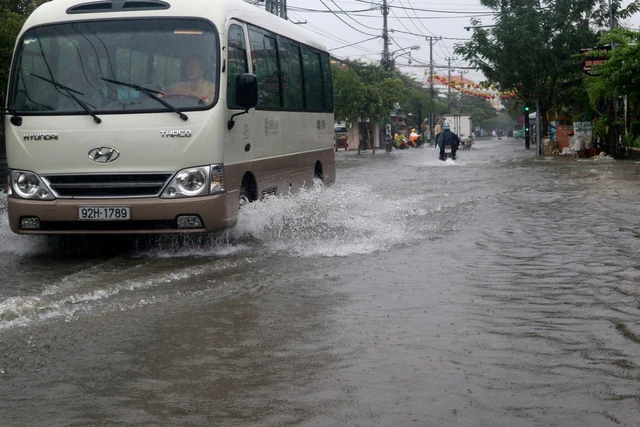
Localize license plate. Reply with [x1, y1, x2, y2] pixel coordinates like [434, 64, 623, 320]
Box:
[445, 148, 452, 153]
[78, 206, 131, 221]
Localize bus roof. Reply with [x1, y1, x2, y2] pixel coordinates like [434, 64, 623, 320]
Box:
[20, 0, 328, 52]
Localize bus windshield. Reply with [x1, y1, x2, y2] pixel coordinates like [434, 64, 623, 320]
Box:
[9, 19, 219, 115]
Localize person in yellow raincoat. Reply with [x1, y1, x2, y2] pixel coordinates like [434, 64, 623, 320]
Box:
[395, 132, 406, 149]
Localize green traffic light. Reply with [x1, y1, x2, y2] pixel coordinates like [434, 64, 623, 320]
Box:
[524, 106, 530, 112]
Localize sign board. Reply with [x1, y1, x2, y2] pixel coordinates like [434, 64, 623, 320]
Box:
[580, 45, 611, 76]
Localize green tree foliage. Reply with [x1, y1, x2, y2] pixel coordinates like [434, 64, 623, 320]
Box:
[586, 29, 640, 147]
[331, 59, 407, 149]
[392, 73, 447, 133]
[454, 0, 639, 134]
[1, 1, 49, 91]
[591, 29, 640, 107]
[0, 9, 26, 92]
[348, 60, 405, 125]
[331, 62, 365, 127]
[1, 1, 50, 95]
[1, 1, 48, 154]
[449, 93, 496, 128]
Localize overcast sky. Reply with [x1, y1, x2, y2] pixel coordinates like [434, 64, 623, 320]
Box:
[285, 0, 640, 85]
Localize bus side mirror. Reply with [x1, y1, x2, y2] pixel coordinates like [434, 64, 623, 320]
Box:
[236, 73, 257, 110]
[228, 73, 258, 130]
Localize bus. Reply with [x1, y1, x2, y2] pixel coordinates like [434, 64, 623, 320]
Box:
[2, 0, 335, 234]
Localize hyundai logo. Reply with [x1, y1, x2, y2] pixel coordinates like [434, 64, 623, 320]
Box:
[88, 146, 120, 163]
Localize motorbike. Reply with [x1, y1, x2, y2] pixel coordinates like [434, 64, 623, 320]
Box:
[460, 138, 473, 150]
[444, 143, 453, 160]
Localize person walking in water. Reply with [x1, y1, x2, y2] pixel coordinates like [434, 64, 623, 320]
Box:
[433, 120, 443, 147]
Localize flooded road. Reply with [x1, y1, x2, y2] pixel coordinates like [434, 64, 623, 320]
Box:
[1, 139, 640, 426]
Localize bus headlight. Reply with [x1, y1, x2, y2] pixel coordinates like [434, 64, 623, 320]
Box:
[10, 170, 54, 200]
[176, 168, 207, 196]
[162, 164, 225, 198]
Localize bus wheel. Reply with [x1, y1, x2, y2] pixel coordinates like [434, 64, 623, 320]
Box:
[239, 177, 255, 210]
[314, 162, 324, 182]
[239, 185, 250, 210]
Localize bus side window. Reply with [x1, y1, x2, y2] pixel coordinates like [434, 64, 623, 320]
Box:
[320, 52, 333, 113]
[227, 24, 248, 109]
[248, 27, 280, 109]
[278, 37, 303, 110]
[301, 46, 322, 111]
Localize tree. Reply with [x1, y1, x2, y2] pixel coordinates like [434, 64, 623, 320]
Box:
[586, 29, 640, 148]
[331, 62, 365, 128]
[591, 29, 640, 108]
[454, 0, 639, 141]
[332, 59, 406, 152]
[1, 1, 51, 92]
[449, 92, 497, 129]
[0, 10, 26, 94]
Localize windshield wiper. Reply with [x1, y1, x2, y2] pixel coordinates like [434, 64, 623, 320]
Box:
[101, 78, 188, 121]
[28, 73, 102, 124]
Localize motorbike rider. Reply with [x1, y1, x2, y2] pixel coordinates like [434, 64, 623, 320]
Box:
[436, 122, 460, 161]
[409, 128, 421, 147]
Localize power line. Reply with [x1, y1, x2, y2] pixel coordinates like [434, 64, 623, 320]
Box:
[406, 0, 438, 37]
[289, 4, 490, 15]
[328, 36, 382, 51]
[318, 0, 380, 36]
[329, 0, 381, 31]
[398, 0, 427, 36]
[389, 28, 469, 41]
[288, 5, 379, 13]
[290, 0, 484, 78]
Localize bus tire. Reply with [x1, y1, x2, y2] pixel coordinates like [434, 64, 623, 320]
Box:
[314, 162, 324, 182]
[239, 185, 250, 209]
[239, 175, 256, 210]
[239, 185, 251, 210]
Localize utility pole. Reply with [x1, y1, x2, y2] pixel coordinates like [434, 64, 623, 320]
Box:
[381, 0, 390, 69]
[445, 57, 455, 110]
[265, 0, 287, 19]
[458, 70, 468, 113]
[609, 0, 620, 156]
[427, 36, 441, 145]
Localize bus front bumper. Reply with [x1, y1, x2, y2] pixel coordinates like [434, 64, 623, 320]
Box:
[7, 193, 237, 235]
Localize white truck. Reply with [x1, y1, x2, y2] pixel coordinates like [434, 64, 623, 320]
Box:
[443, 115, 473, 149]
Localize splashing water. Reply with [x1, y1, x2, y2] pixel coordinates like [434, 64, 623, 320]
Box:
[233, 182, 413, 257]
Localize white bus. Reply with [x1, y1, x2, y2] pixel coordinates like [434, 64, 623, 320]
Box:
[3, 0, 335, 234]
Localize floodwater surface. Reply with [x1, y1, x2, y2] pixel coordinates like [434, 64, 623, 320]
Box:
[0, 139, 639, 426]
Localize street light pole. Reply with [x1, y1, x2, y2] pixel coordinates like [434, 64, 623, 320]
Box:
[389, 45, 420, 69]
[427, 36, 441, 145]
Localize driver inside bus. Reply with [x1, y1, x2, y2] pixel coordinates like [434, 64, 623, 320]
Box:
[163, 57, 216, 103]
